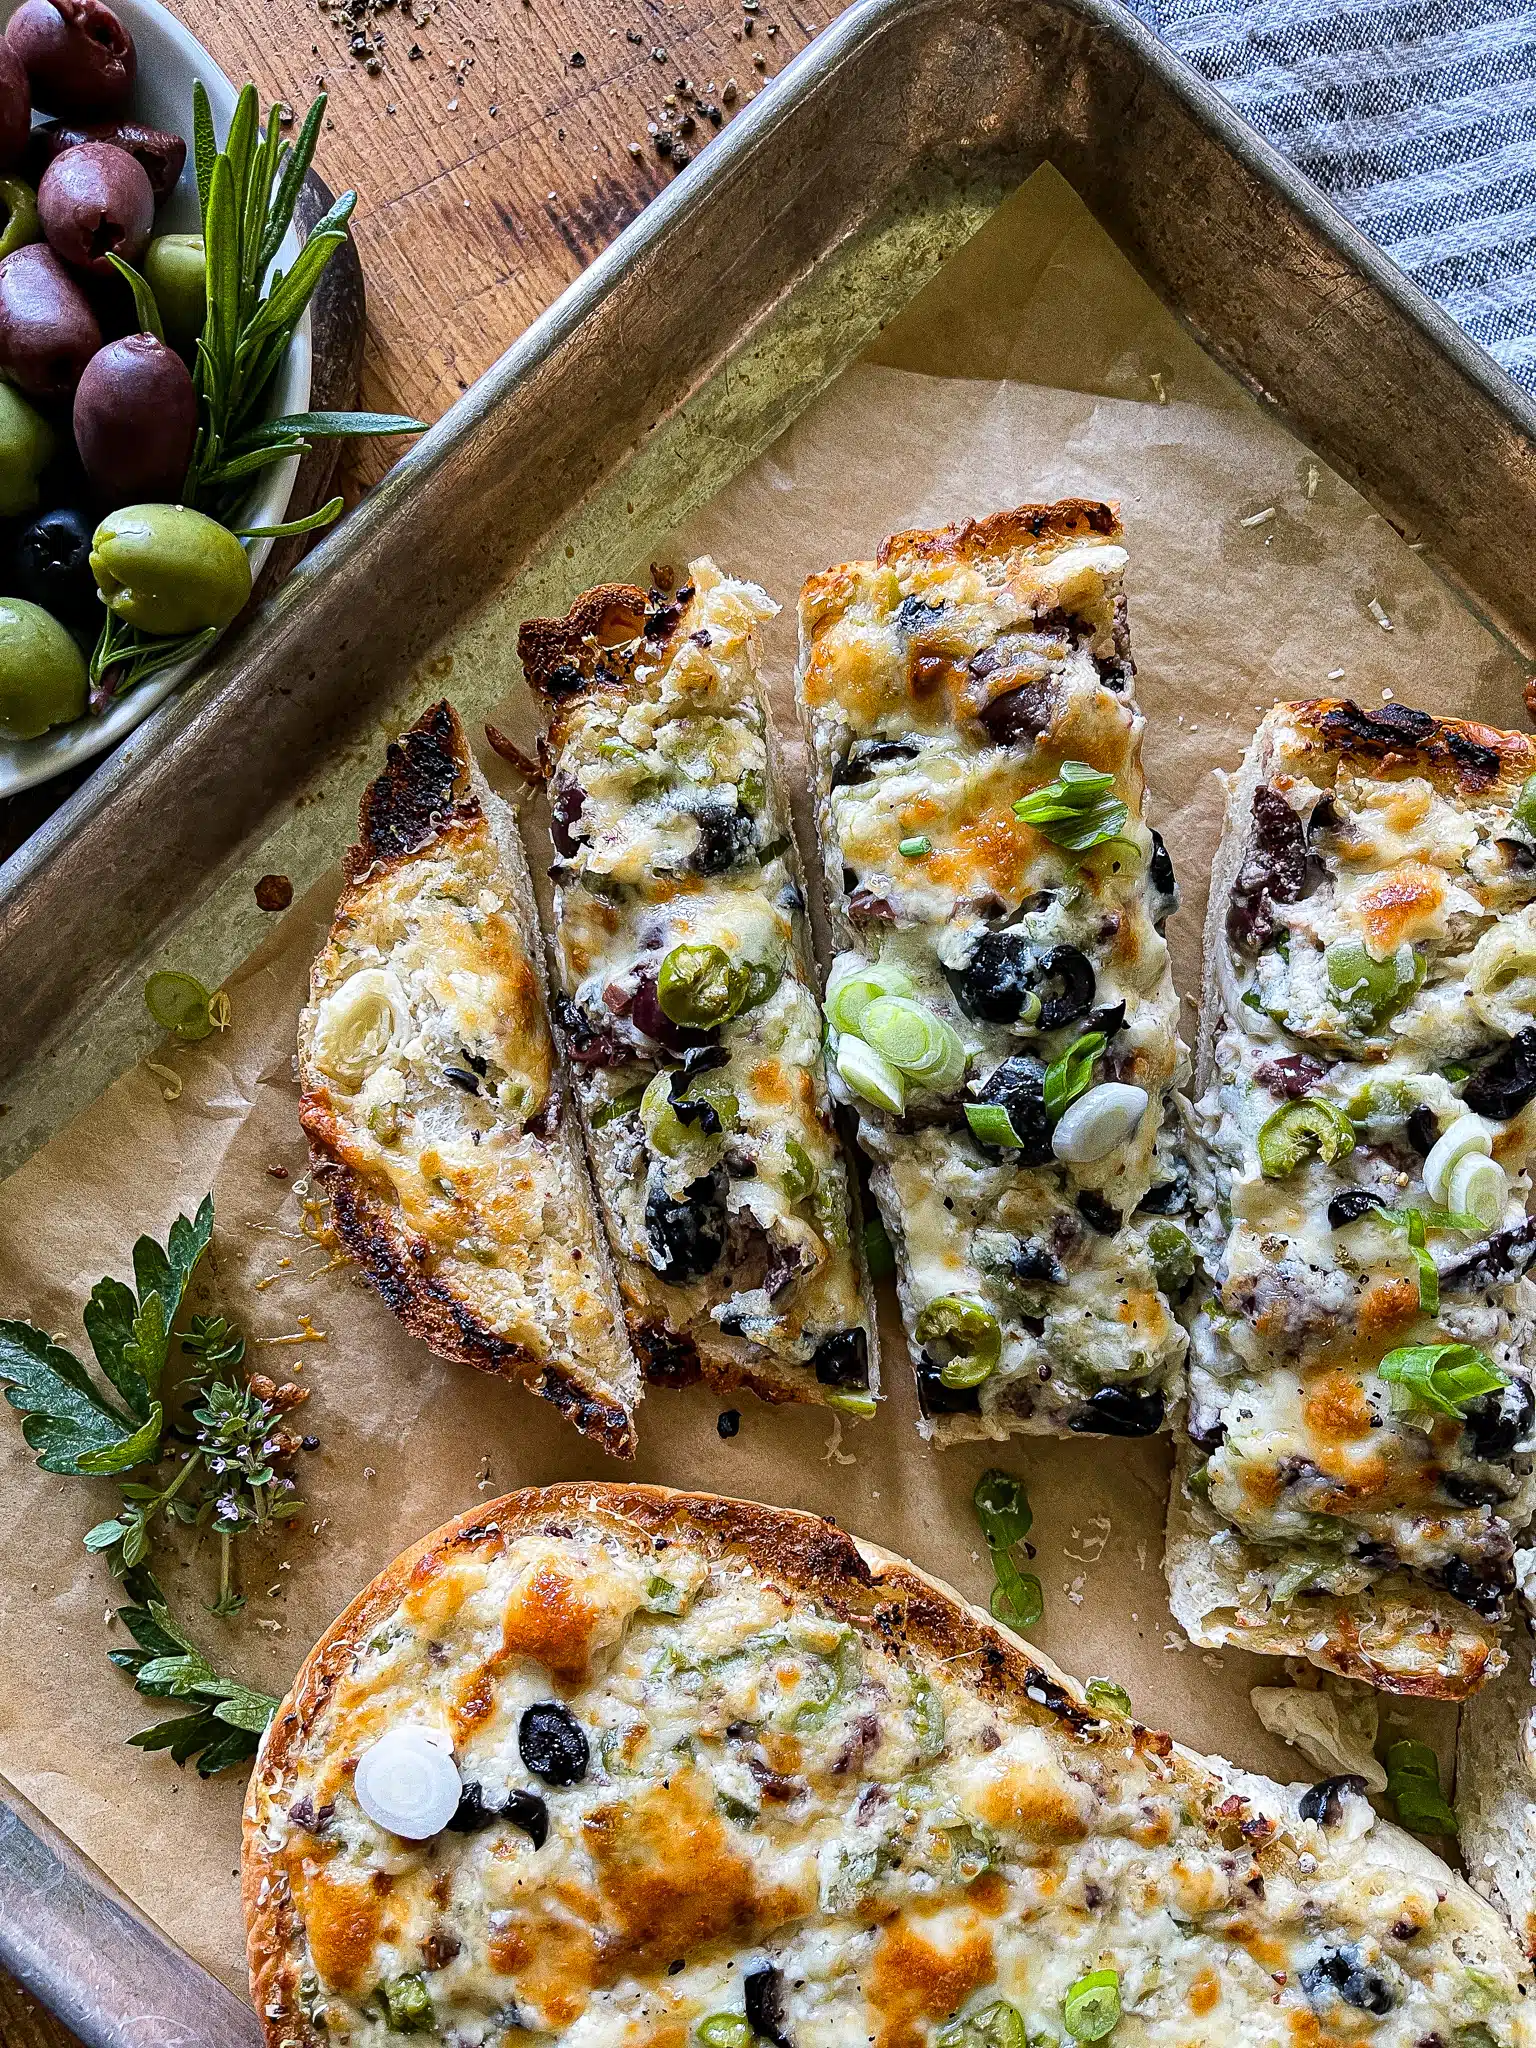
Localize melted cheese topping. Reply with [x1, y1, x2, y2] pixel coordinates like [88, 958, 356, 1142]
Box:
[545, 560, 869, 1383]
[1185, 707, 1536, 1678]
[796, 519, 1187, 1436]
[247, 1508, 1535, 2048]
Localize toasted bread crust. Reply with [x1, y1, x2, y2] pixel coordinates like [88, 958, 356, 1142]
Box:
[1280, 698, 1536, 799]
[300, 703, 638, 1457]
[874, 497, 1121, 570]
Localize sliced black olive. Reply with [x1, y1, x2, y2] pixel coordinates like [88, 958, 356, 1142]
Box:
[544, 660, 586, 697]
[813, 1328, 869, 1389]
[1147, 829, 1178, 922]
[1069, 1384, 1164, 1436]
[1076, 1191, 1121, 1236]
[630, 971, 717, 1054]
[978, 679, 1056, 746]
[1463, 1029, 1536, 1120]
[681, 1044, 731, 1078]
[1086, 1000, 1126, 1040]
[916, 1356, 981, 1414]
[1318, 700, 1435, 751]
[1254, 1053, 1328, 1101]
[971, 1056, 1054, 1166]
[1137, 1158, 1190, 1216]
[1298, 1774, 1366, 1826]
[945, 935, 1095, 1030]
[550, 780, 585, 856]
[518, 1703, 590, 1786]
[1441, 1471, 1511, 1509]
[1186, 1411, 1226, 1452]
[744, 1965, 793, 2048]
[718, 1408, 741, 1438]
[830, 738, 920, 789]
[1440, 1219, 1536, 1297]
[1436, 1553, 1510, 1620]
[554, 994, 629, 1069]
[1327, 1189, 1379, 1228]
[1462, 1379, 1535, 1459]
[645, 1169, 727, 1283]
[894, 594, 943, 635]
[1095, 654, 1134, 690]
[443, 1066, 481, 1094]
[446, 1783, 550, 1848]
[1031, 946, 1096, 1029]
[1226, 785, 1307, 955]
[1300, 1949, 1395, 2016]
[691, 794, 756, 875]
[1406, 1105, 1439, 1156]
[1008, 1239, 1066, 1285]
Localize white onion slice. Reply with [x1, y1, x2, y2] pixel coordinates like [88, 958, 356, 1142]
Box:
[1052, 1083, 1149, 1165]
[1423, 1112, 1493, 1205]
[1447, 1151, 1506, 1230]
[354, 1724, 461, 1839]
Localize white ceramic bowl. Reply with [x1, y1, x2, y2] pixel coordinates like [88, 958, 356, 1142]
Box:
[0, 0, 312, 797]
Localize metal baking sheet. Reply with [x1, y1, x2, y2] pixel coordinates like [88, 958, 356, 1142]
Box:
[4, 0, 1536, 2033]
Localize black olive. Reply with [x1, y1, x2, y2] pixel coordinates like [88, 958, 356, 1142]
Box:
[1137, 1159, 1190, 1216]
[915, 1356, 981, 1414]
[1318, 700, 1435, 751]
[1076, 1191, 1122, 1236]
[443, 1066, 481, 1094]
[13, 506, 95, 627]
[1095, 654, 1134, 691]
[1440, 1218, 1536, 1297]
[1327, 1189, 1379, 1228]
[1187, 1412, 1226, 1452]
[1441, 1471, 1511, 1509]
[1147, 829, 1178, 920]
[744, 1965, 793, 2047]
[1086, 1000, 1126, 1040]
[1436, 1554, 1510, 1620]
[550, 780, 585, 857]
[691, 794, 756, 875]
[553, 994, 628, 1069]
[447, 1783, 550, 1848]
[894, 594, 943, 634]
[978, 679, 1057, 746]
[1300, 1949, 1394, 2016]
[812, 1327, 869, 1388]
[971, 1056, 1054, 1166]
[1298, 1774, 1366, 1825]
[1446, 727, 1502, 778]
[544, 659, 586, 698]
[645, 1169, 727, 1282]
[1254, 1054, 1328, 1101]
[681, 1043, 731, 1079]
[1463, 1029, 1536, 1120]
[832, 737, 921, 788]
[945, 935, 1095, 1030]
[717, 1408, 741, 1438]
[1008, 1239, 1066, 1285]
[1226, 785, 1307, 954]
[1462, 1379, 1535, 1459]
[630, 970, 716, 1055]
[1406, 1105, 1439, 1156]
[518, 1703, 590, 1786]
[1069, 1384, 1164, 1436]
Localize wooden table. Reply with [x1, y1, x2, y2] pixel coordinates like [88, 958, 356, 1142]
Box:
[0, 0, 823, 2037]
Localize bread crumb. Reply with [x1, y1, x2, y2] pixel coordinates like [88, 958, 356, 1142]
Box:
[1240, 507, 1275, 529]
[1368, 598, 1393, 630]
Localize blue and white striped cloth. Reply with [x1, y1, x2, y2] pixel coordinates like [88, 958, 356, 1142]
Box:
[1132, 0, 1536, 397]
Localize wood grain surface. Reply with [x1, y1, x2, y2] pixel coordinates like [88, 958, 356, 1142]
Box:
[0, 0, 825, 2040]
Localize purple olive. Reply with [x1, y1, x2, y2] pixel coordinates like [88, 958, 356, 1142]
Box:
[0, 39, 31, 172]
[39, 142, 151, 276]
[5, 0, 135, 121]
[73, 333, 197, 502]
[0, 240, 100, 396]
[31, 119, 185, 204]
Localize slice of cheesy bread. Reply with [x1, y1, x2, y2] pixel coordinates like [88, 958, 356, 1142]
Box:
[517, 561, 875, 1409]
[244, 1482, 1536, 2048]
[298, 702, 640, 1457]
[1169, 699, 1536, 1698]
[1458, 1599, 1536, 1955]
[795, 502, 1189, 1442]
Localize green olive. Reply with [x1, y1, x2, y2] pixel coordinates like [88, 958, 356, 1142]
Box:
[0, 380, 54, 519]
[0, 176, 41, 263]
[0, 599, 88, 741]
[143, 234, 206, 352]
[90, 503, 252, 636]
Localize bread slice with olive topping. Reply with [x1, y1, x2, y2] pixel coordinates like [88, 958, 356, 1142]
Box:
[298, 701, 640, 1456]
[795, 502, 1189, 1441]
[518, 561, 876, 1409]
[244, 1481, 1536, 2048]
[1169, 699, 1536, 1698]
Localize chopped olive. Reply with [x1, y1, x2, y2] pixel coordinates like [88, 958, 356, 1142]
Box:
[1406, 1105, 1439, 1156]
[971, 1056, 1054, 1165]
[1440, 1218, 1536, 1296]
[916, 1356, 981, 1414]
[549, 780, 585, 856]
[1137, 1158, 1190, 1215]
[744, 1965, 793, 2047]
[1226, 784, 1307, 954]
[645, 1169, 727, 1282]
[1441, 1471, 1511, 1508]
[690, 793, 757, 875]
[1299, 1950, 1395, 2016]
[1075, 1191, 1121, 1236]
[1086, 1000, 1127, 1040]
[1436, 1554, 1509, 1619]
[1298, 1774, 1366, 1825]
[1463, 1028, 1536, 1119]
[1462, 1378, 1535, 1458]
[1327, 1188, 1379, 1228]
[717, 1408, 741, 1438]
[894, 594, 944, 634]
[447, 1783, 549, 1847]
[946, 935, 1095, 1030]
[979, 679, 1056, 746]
[812, 1327, 870, 1388]
[518, 1703, 590, 1785]
[1147, 829, 1178, 921]
[442, 1066, 481, 1094]
[831, 737, 919, 788]
[1069, 1384, 1165, 1436]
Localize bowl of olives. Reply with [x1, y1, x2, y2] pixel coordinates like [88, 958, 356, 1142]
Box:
[0, 0, 312, 796]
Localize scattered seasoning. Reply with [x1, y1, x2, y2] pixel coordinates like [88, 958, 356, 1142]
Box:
[255, 873, 294, 912]
[569, 49, 585, 65]
[268, 1164, 291, 1180]
[717, 1408, 741, 1439]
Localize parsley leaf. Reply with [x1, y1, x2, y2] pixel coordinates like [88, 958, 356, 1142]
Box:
[110, 1570, 279, 1777]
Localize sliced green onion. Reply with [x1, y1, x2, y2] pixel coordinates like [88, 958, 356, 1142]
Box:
[826, 956, 916, 1036]
[1013, 760, 1129, 853]
[1443, 1060, 1470, 1085]
[1043, 1029, 1106, 1117]
[899, 835, 933, 858]
[965, 1102, 1023, 1148]
[658, 943, 748, 1027]
[910, 1673, 945, 1763]
[697, 2017, 754, 2048]
[861, 995, 967, 1087]
[1256, 1097, 1356, 1179]
[1063, 1970, 1121, 2042]
[973, 1468, 1032, 1550]
[781, 1134, 817, 1203]
[591, 1084, 645, 1128]
[917, 1295, 1002, 1387]
[837, 1036, 907, 1113]
[1085, 1677, 1132, 1719]
[862, 1213, 895, 1279]
[1145, 1221, 1196, 1294]
[1378, 1342, 1508, 1419]
[824, 1389, 877, 1419]
[144, 970, 217, 1041]
[1385, 1738, 1457, 1835]
[1447, 1151, 1506, 1230]
[936, 2001, 1027, 2048]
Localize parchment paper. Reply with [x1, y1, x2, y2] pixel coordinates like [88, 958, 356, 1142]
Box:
[1, 164, 1530, 2000]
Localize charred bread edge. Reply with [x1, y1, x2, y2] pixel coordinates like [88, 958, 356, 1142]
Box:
[298, 701, 639, 1461]
[519, 579, 882, 1408]
[1458, 1633, 1536, 1955]
[244, 1479, 1511, 2047]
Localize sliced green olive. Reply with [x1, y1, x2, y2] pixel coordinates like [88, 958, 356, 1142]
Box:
[1325, 935, 1423, 1027]
[1256, 1096, 1356, 1179]
[916, 1294, 1002, 1388]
